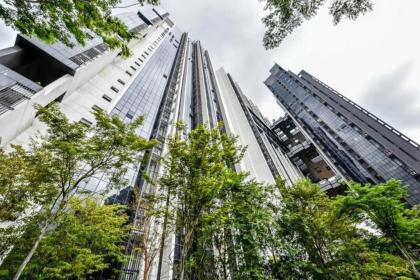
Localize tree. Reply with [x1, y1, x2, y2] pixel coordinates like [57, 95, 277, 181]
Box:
[0, 198, 130, 279]
[336, 179, 420, 278]
[129, 189, 168, 280]
[0, 0, 159, 56]
[159, 125, 275, 279]
[262, 0, 374, 49]
[201, 171, 279, 280]
[0, 144, 59, 264]
[0, 104, 156, 279]
[0, 146, 45, 223]
[269, 178, 413, 279]
[156, 125, 416, 279]
[158, 124, 245, 280]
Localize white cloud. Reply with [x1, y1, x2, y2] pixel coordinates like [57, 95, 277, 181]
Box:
[359, 62, 420, 139]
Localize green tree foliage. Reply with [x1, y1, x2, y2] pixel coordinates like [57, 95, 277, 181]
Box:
[159, 124, 245, 279]
[0, 0, 159, 56]
[270, 179, 412, 279]
[156, 125, 418, 279]
[4, 121, 418, 279]
[336, 179, 420, 278]
[262, 0, 374, 49]
[0, 144, 57, 259]
[0, 198, 130, 279]
[210, 173, 273, 279]
[0, 146, 48, 222]
[0, 104, 155, 279]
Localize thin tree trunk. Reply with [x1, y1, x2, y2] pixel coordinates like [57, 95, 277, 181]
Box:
[156, 189, 172, 279]
[215, 233, 228, 280]
[142, 214, 150, 280]
[12, 217, 51, 280]
[394, 238, 420, 279]
[143, 246, 149, 280]
[13, 193, 67, 280]
[226, 228, 238, 277]
[178, 228, 194, 280]
[178, 239, 188, 280]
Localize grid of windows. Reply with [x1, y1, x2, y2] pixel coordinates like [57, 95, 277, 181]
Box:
[16, 9, 155, 71]
[111, 27, 181, 139]
[0, 87, 30, 110]
[0, 65, 42, 115]
[115, 12, 147, 32]
[19, 34, 103, 70]
[78, 27, 177, 206]
[266, 65, 420, 205]
[69, 43, 108, 66]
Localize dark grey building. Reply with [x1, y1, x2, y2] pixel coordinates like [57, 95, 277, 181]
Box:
[265, 64, 420, 205]
[271, 115, 344, 195]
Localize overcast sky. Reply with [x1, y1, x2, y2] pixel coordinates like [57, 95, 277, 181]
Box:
[159, 0, 420, 143]
[1, 0, 420, 142]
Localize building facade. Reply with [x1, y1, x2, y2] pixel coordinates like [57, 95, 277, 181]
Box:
[265, 64, 420, 205]
[215, 70, 301, 185]
[271, 115, 344, 194]
[0, 10, 300, 279]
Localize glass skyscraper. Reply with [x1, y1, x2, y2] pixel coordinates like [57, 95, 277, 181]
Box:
[265, 64, 420, 206]
[0, 9, 300, 279]
[271, 114, 344, 195]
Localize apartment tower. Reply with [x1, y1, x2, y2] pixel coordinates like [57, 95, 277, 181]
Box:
[265, 64, 420, 205]
[0, 10, 300, 279]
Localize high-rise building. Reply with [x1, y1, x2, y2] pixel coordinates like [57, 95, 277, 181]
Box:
[271, 115, 344, 195]
[265, 64, 420, 205]
[0, 6, 179, 207]
[215, 70, 301, 185]
[0, 10, 300, 279]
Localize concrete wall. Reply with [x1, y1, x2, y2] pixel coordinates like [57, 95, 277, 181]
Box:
[215, 68, 275, 183]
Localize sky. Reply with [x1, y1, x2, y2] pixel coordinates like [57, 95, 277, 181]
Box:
[1, 0, 420, 142]
[159, 0, 420, 143]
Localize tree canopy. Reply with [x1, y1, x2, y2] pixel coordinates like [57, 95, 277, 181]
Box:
[0, 0, 377, 52]
[0, 198, 130, 280]
[270, 179, 414, 279]
[0, 0, 159, 56]
[1, 120, 419, 279]
[152, 125, 419, 279]
[158, 124, 246, 279]
[335, 180, 420, 278]
[0, 104, 156, 279]
[262, 0, 374, 48]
